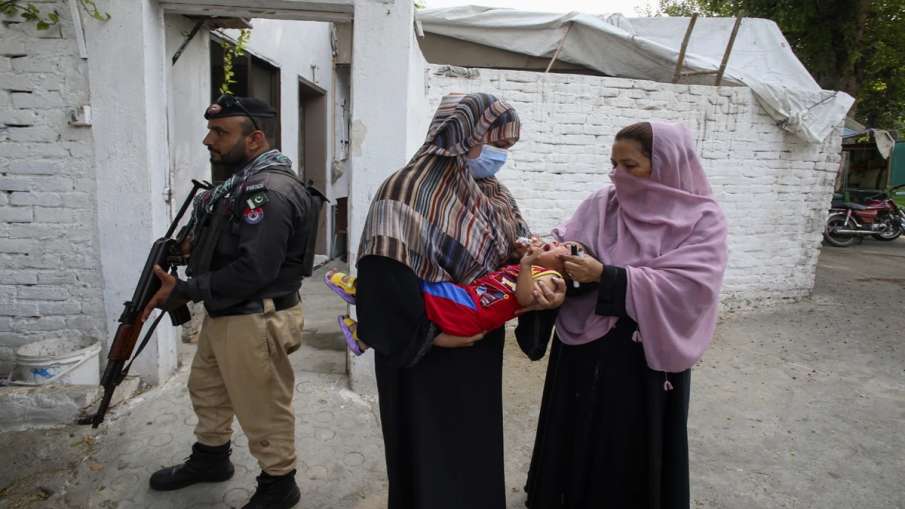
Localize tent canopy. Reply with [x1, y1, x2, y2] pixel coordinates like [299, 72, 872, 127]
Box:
[418, 6, 854, 144]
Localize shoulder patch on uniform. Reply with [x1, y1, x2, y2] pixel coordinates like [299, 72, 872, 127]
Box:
[243, 207, 264, 224]
[245, 191, 269, 210]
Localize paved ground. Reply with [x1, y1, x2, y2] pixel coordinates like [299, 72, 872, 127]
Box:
[1, 240, 903, 508]
[59, 260, 391, 509]
[687, 238, 905, 508]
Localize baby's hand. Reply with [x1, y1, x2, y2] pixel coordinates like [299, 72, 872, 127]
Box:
[520, 246, 542, 267]
[514, 236, 543, 258]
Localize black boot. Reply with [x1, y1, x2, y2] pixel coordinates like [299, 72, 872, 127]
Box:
[148, 442, 235, 491]
[241, 470, 300, 509]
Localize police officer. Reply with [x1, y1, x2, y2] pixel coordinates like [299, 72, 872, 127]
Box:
[142, 95, 321, 509]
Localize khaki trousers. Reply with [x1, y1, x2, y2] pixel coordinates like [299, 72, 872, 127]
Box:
[188, 299, 304, 476]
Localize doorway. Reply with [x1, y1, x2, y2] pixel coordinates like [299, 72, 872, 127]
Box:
[298, 76, 329, 257]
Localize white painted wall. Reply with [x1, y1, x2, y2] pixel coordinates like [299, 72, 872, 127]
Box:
[426, 66, 843, 305]
[0, 2, 208, 383]
[0, 1, 105, 374]
[83, 0, 178, 383]
[166, 15, 211, 212]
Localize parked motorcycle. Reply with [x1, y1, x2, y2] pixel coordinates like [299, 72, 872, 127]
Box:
[823, 184, 905, 247]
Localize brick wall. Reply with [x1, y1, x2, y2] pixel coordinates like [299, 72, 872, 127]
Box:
[426, 66, 841, 306]
[0, 4, 104, 372]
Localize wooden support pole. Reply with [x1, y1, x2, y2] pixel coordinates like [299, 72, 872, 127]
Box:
[715, 16, 743, 86]
[681, 70, 719, 77]
[172, 19, 207, 66]
[545, 22, 574, 74]
[672, 13, 698, 83]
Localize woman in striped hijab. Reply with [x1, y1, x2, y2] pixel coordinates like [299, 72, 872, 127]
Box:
[356, 93, 562, 509]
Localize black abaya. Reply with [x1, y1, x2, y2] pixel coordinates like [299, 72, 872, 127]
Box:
[516, 266, 692, 509]
[357, 255, 507, 509]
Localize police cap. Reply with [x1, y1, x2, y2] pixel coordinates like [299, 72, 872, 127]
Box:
[204, 95, 277, 121]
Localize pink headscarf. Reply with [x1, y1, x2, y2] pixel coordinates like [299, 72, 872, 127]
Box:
[552, 122, 728, 373]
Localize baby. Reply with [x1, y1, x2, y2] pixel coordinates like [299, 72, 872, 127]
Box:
[325, 239, 571, 355]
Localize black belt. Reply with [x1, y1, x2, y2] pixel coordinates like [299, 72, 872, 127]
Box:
[208, 292, 300, 318]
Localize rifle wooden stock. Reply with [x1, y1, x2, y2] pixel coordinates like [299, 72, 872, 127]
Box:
[108, 322, 142, 362]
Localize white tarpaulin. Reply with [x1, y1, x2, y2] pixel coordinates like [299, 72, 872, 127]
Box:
[418, 6, 855, 144]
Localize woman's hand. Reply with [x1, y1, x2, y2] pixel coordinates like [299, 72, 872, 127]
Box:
[433, 331, 486, 348]
[561, 253, 604, 284]
[516, 276, 566, 314]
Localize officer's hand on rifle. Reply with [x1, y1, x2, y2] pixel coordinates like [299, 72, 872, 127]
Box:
[141, 265, 177, 322]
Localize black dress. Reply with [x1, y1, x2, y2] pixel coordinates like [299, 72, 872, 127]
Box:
[357, 255, 507, 509]
[516, 266, 692, 509]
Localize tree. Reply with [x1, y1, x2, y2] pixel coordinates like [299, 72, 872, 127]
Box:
[655, 0, 905, 131]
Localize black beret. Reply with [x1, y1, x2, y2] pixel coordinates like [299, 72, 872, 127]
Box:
[204, 95, 277, 120]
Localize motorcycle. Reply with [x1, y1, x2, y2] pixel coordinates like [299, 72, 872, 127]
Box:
[823, 184, 905, 247]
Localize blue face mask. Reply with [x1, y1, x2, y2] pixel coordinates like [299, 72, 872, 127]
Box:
[466, 144, 508, 179]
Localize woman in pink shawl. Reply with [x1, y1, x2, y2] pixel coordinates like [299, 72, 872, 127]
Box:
[516, 122, 728, 509]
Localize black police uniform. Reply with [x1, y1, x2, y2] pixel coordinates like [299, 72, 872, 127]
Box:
[149, 96, 323, 509]
[175, 165, 314, 315]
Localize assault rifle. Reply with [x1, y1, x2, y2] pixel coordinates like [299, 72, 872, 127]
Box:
[79, 180, 210, 428]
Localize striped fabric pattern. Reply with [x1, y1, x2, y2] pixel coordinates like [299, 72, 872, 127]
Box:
[357, 93, 529, 284]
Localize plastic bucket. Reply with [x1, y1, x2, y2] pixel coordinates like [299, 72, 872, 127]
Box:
[9, 337, 101, 386]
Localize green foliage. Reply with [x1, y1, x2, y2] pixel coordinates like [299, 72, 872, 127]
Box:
[656, 0, 732, 16]
[0, 1, 109, 30]
[857, 0, 905, 130]
[656, 0, 905, 131]
[218, 29, 251, 96]
[1, 1, 59, 29]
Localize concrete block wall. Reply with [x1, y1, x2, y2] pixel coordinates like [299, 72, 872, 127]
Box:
[0, 4, 105, 373]
[426, 66, 842, 306]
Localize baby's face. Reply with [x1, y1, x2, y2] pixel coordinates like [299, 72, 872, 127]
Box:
[534, 242, 570, 273]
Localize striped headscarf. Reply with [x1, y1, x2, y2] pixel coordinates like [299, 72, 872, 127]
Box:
[357, 93, 529, 284]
